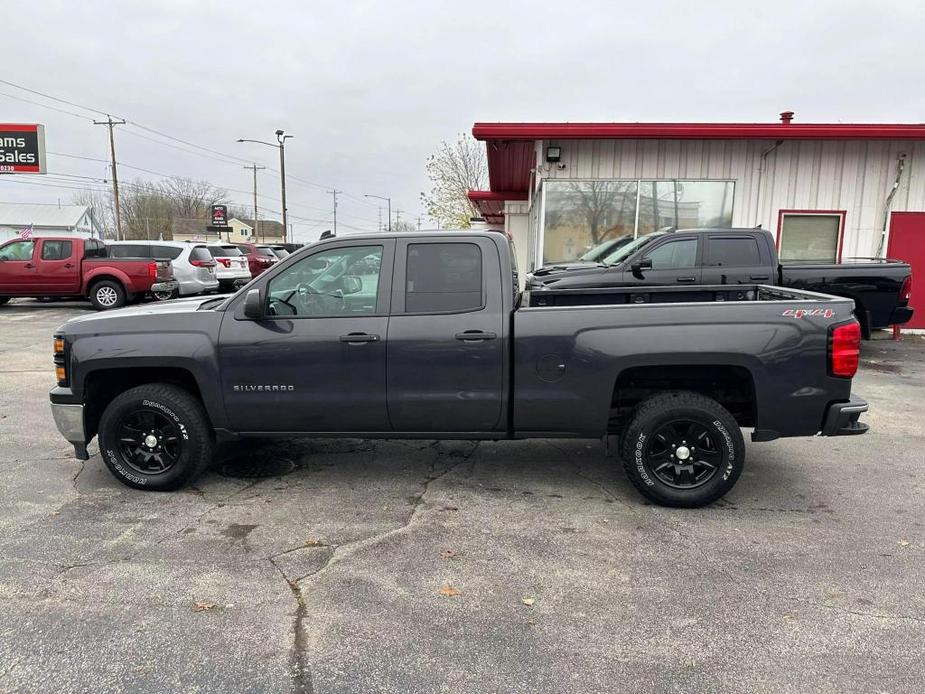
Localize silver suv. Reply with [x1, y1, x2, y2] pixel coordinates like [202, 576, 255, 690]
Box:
[207, 244, 252, 292]
[107, 241, 219, 298]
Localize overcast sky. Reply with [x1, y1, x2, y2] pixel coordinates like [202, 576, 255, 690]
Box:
[2, 0, 923, 242]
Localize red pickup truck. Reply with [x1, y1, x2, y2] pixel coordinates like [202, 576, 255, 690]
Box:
[0, 237, 179, 310]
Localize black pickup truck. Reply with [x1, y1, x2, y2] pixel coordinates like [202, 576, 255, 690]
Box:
[528, 228, 914, 337]
[50, 231, 869, 508]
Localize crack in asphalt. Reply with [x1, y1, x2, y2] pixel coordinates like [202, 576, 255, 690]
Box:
[268, 556, 314, 694]
[792, 598, 925, 624]
[262, 440, 479, 694]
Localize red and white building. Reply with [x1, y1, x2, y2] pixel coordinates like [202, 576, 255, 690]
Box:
[468, 114, 925, 328]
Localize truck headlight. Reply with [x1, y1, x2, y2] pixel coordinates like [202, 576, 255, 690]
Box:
[53, 335, 68, 387]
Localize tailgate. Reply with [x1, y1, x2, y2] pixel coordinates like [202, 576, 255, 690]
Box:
[156, 260, 173, 281]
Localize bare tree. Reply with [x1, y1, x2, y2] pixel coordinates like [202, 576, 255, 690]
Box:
[420, 133, 488, 229]
[71, 188, 115, 239]
[111, 177, 230, 240]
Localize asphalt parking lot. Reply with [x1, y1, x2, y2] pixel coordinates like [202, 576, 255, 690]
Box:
[1, 298, 923, 693]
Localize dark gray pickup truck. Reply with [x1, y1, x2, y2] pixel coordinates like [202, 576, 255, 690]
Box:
[50, 231, 869, 507]
[528, 228, 914, 337]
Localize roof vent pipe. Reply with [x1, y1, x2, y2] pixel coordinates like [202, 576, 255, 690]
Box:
[780, 111, 794, 125]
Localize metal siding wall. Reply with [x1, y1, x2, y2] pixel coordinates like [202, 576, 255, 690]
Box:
[537, 138, 925, 259]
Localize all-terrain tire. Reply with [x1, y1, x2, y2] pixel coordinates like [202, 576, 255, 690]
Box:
[619, 391, 745, 508]
[98, 383, 214, 491]
[89, 280, 126, 310]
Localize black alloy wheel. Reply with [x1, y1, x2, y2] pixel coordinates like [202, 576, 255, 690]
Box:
[645, 419, 723, 489]
[116, 409, 183, 474]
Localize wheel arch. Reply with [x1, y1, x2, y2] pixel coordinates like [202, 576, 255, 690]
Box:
[610, 363, 758, 433]
[82, 366, 212, 441]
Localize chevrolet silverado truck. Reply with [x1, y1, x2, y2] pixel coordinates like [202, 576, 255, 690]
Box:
[527, 228, 913, 337]
[49, 231, 868, 507]
[0, 236, 178, 310]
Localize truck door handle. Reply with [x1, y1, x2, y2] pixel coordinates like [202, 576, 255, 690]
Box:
[64, 263, 75, 269]
[676, 277, 696, 283]
[24, 263, 34, 269]
[750, 275, 770, 281]
[455, 330, 497, 341]
[339, 332, 380, 344]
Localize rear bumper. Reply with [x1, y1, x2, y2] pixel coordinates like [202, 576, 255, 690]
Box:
[821, 394, 869, 436]
[889, 306, 914, 326]
[49, 388, 89, 460]
[150, 280, 179, 294]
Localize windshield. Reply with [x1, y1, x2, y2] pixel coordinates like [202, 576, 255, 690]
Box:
[601, 233, 665, 266]
[579, 235, 632, 262]
[256, 246, 277, 258]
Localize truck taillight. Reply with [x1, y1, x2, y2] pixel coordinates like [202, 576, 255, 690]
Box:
[191, 260, 216, 268]
[900, 274, 913, 301]
[829, 321, 861, 378]
[148, 261, 157, 280]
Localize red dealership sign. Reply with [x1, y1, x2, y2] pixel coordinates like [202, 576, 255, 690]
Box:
[0, 124, 46, 174]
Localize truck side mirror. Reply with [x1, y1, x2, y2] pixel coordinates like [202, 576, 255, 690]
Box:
[631, 258, 653, 278]
[243, 288, 263, 319]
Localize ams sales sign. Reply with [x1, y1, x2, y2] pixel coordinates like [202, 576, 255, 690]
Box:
[0, 124, 47, 174]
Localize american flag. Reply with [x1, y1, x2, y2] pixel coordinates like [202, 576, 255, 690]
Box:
[19, 224, 33, 240]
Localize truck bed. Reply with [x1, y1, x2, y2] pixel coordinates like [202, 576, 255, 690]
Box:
[524, 283, 841, 308]
[513, 283, 855, 440]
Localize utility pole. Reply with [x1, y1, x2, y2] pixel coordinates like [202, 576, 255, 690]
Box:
[244, 163, 266, 243]
[94, 115, 126, 239]
[377, 207, 382, 232]
[417, 215, 422, 230]
[328, 189, 342, 236]
[237, 129, 293, 243]
[364, 194, 391, 231]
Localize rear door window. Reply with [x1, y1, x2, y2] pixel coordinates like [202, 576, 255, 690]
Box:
[41, 240, 73, 261]
[705, 236, 761, 266]
[405, 243, 483, 313]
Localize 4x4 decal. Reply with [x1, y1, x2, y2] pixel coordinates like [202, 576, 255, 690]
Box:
[782, 308, 836, 319]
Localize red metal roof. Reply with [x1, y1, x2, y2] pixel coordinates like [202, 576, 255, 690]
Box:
[469, 118, 925, 221]
[473, 121, 925, 141]
[468, 190, 528, 224]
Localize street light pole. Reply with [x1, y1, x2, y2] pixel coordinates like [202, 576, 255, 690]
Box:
[238, 130, 293, 243]
[364, 194, 391, 231]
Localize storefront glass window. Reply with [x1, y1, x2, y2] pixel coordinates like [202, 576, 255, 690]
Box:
[541, 179, 734, 264]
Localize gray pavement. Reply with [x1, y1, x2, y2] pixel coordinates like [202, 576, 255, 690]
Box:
[0, 297, 923, 693]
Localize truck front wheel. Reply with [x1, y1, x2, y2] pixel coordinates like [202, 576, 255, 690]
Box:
[619, 392, 745, 508]
[89, 280, 126, 310]
[97, 383, 214, 491]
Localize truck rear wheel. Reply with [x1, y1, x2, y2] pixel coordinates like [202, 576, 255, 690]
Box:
[619, 392, 745, 508]
[98, 383, 214, 491]
[89, 280, 126, 310]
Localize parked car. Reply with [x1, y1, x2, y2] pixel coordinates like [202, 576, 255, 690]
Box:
[107, 241, 219, 299]
[0, 236, 177, 310]
[527, 228, 914, 336]
[50, 231, 867, 508]
[207, 244, 252, 292]
[269, 246, 290, 260]
[235, 242, 280, 277]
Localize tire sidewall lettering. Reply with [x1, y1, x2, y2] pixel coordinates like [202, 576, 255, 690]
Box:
[634, 433, 655, 486]
[141, 399, 189, 440]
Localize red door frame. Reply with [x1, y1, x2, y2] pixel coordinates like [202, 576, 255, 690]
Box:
[776, 210, 847, 263]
